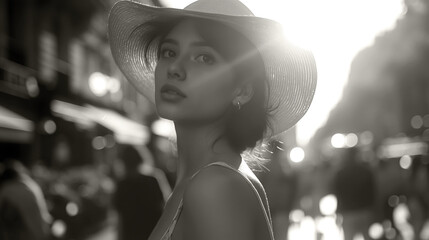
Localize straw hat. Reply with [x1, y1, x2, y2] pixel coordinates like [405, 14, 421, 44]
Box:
[108, 0, 317, 136]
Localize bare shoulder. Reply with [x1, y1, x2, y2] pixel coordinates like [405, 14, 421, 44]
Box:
[182, 165, 260, 240]
[184, 165, 255, 203]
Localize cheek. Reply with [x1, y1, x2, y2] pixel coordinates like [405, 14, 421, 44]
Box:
[188, 70, 236, 114]
[190, 65, 236, 94]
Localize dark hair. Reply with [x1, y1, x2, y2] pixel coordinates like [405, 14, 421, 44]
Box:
[136, 17, 273, 153]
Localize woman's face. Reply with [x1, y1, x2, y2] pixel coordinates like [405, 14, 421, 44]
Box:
[154, 19, 238, 125]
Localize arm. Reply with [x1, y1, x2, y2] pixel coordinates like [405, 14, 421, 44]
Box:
[182, 167, 257, 240]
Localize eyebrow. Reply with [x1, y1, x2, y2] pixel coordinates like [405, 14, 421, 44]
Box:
[160, 38, 178, 46]
[161, 38, 213, 48]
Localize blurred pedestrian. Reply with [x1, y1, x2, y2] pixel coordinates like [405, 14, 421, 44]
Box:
[333, 147, 375, 240]
[0, 158, 52, 240]
[108, 0, 316, 238]
[113, 145, 167, 240]
[407, 155, 429, 239]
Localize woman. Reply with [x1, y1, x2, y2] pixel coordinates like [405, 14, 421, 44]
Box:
[108, 0, 317, 239]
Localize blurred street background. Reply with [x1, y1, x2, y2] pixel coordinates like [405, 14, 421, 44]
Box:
[1, 0, 429, 240]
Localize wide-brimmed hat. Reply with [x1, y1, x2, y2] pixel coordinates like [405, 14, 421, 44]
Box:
[108, 0, 317, 137]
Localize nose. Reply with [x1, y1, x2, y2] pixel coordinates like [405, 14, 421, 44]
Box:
[167, 59, 186, 81]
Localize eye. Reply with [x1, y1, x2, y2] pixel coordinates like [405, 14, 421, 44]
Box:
[195, 54, 215, 65]
[161, 49, 176, 58]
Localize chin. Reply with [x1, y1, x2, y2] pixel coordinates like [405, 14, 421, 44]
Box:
[156, 103, 185, 121]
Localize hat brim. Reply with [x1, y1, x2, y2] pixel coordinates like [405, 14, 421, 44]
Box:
[108, 1, 317, 137]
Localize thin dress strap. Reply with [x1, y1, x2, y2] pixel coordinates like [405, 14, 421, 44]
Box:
[160, 162, 275, 240]
[160, 199, 184, 240]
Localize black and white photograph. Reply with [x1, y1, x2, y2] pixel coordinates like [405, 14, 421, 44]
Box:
[0, 0, 428, 240]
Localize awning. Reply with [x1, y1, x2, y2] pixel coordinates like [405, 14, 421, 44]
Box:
[0, 105, 34, 143]
[51, 100, 149, 145]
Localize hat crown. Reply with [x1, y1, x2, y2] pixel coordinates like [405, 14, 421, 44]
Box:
[184, 0, 254, 16]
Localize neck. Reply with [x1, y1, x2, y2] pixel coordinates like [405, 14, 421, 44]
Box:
[174, 120, 241, 185]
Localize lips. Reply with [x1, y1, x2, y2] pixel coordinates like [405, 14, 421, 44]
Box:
[160, 84, 186, 100]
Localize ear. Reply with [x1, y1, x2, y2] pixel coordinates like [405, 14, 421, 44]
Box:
[233, 81, 254, 106]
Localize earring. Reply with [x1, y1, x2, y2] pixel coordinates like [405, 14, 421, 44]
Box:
[234, 101, 241, 110]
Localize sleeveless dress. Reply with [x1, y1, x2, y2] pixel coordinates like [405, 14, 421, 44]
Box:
[159, 162, 275, 240]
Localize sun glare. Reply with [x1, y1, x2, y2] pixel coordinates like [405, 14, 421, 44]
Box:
[245, 0, 404, 146]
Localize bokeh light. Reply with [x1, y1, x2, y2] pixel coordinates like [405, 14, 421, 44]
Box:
[43, 119, 56, 134]
[51, 220, 67, 237]
[345, 133, 359, 148]
[290, 147, 305, 163]
[369, 223, 384, 239]
[388, 195, 400, 207]
[399, 155, 412, 169]
[89, 72, 109, 97]
[92, 136, 106, 150]
[319, 194, 337, 215]
[26, 76, 40, 97]
[331, 133, 346, 148]
[290, 209, 305, 223]
[66, 202, 79, 216]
